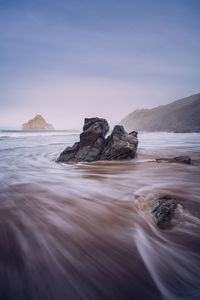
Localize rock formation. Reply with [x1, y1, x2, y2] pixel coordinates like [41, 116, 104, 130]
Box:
[156, 156, 191, 165]
[57, 117, 138, 162]
[151, 194, 177, 228]
[22, 115, 54, 130]
[100, 126, 138, 160]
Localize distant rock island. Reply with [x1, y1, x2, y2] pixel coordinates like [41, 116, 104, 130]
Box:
[120, 93, 200, 132]
[22, 114, 54, 130]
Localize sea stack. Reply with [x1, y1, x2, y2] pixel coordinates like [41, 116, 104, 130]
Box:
[57, 117, 138, 162]
[22, 115, 54, 130]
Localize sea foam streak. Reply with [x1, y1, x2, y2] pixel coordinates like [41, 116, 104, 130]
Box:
[0, 130, 80, 138]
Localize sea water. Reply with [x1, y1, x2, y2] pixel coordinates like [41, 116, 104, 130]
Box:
[0, 130, 200, 300]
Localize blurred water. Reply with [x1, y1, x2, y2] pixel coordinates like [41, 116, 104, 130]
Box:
[0, 130, 200, 300]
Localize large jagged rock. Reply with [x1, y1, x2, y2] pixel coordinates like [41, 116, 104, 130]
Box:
[58, 118, 109, 162]
[151, 194, 178, 228]
[57, 118, 138, 162]
[22, 114, 54, 130]
[156, 156, 191, 165]
[100, 125, 138, 160]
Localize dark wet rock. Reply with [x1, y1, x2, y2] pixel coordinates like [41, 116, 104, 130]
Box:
[57, 118, 138, 162]
[58, 118, 109, 162]
[129, 131, 138, 138]
[156, 155, 191, 165]
[171, 156, 191, 164]
[151, 194, 178, 228]
[100, 125, 138, 160]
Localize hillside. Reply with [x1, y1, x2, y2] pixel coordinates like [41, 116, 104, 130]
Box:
[120, 93, 200, 132]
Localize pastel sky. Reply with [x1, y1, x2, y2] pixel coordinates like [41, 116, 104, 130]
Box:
[0, 0, 200, 129]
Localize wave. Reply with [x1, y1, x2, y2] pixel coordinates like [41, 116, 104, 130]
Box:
[0, 130, 80, 138]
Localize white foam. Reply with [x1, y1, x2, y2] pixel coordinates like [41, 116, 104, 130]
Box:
[0, 130, 80, 138]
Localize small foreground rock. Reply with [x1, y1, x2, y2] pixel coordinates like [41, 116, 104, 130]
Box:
[156, 156, 191, 165]
[151, 194, 177, 228]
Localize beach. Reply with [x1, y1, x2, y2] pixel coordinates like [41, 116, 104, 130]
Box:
[0, 130, 200, 300]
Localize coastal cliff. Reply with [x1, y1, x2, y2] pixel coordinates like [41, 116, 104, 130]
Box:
[120, 93, 200, 132]
[22, 115, 54, 130]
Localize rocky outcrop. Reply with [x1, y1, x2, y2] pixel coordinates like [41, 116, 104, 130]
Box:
[156, 156, 191, 165]
[58, 118, 109, 162]
[57, 118, 138, 162]
[151, 194, 177, 228]
[22, 115, 54, 130]
[100, 126, 138, 160]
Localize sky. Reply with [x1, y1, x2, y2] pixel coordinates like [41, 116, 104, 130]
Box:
[0, 0, 200, 129]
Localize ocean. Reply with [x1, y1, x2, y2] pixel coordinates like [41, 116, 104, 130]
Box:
[0, 130, 200, 300]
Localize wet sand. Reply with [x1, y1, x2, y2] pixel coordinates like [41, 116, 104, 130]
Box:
[0, 131, 200, 299]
